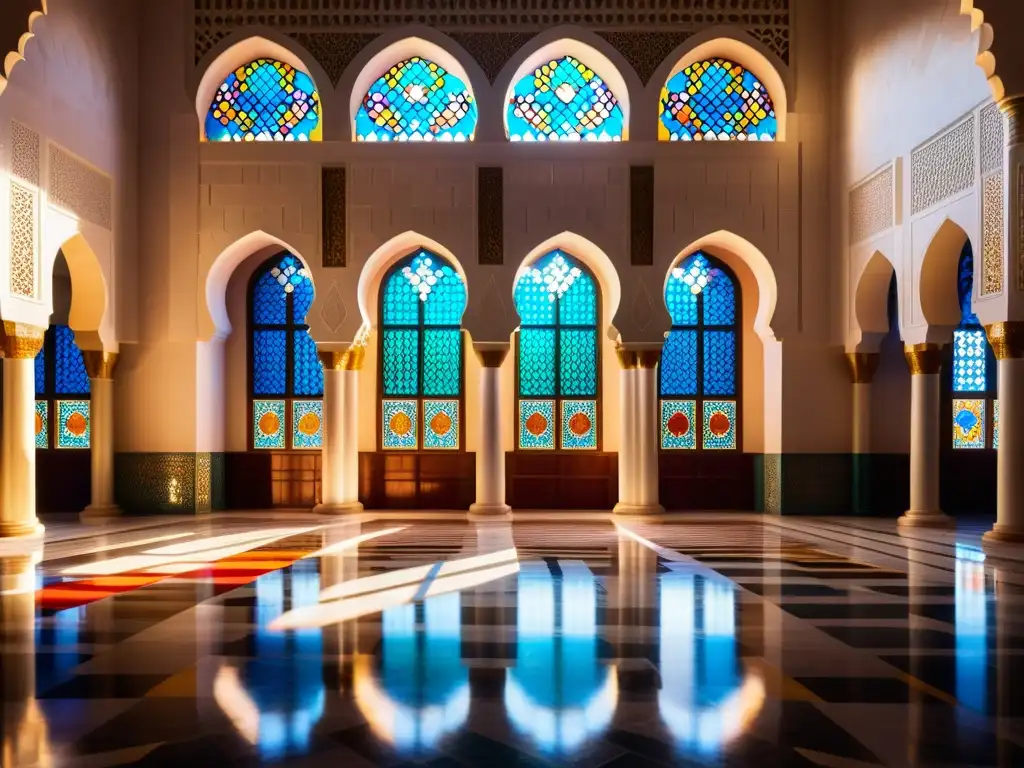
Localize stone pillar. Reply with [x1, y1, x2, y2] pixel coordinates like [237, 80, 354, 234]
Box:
[80, 351, 120, 522]
[0, 322, 45, 540]
[984, 323, 1024, 545]
[614, 349, 637, 513]
[315, 345, 364, 514]
[614, 348, 664, 515]
[899, 344, 953, 528]
[846, 352, 879, 515]
[470, 343, 511, 516]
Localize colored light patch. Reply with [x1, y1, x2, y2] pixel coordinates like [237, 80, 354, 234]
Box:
[35, 400, 48, 449]
[661, 400, 696, 450]
[994, 400, 999, 449]
[292, 400, 323, 449]
[953, 399, 985, 449]
[383, 399, 418, 449]
[561, 399, 597, 450]
[702, 400, 737, 450]
[423, 399, 459, 449]
[56, 400, 90, 449]
[253, 400, 286, 449]
[519, 399, 555, 449]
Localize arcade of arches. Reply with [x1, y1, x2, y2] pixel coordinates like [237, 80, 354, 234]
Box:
[0, 0, 1023, 555]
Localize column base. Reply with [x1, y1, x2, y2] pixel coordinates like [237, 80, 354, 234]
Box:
[982, 524, 1024, 545]
[468, 503, 512, 520]
[314, 501, 364, 516]
[613, 503, 666, 517]
[897, 510, 955, 529]
[0, 519, 45, 540]
[80, 505, 123, 523]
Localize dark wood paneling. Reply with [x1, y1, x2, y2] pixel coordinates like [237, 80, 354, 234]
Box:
[322, 166, 346, 267]
[659, 453, 755, 511]
[224, 452, 274, 509]
[477, 167, 503, 265]
[629, 165, 654, 266]
[36, 451, 90, 513]
[506, 452, 617, 509]
[359, 452, 475, 510]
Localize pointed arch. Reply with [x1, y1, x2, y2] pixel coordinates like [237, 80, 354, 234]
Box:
[54, 232, 108, 351]
[918, 218, 971, 328]
[0, 0, 48, 98]
[853, 250, 899, 351]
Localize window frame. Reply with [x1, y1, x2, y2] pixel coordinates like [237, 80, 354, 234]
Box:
[35, 325, 91, 451]
[659, 252, 743, 452]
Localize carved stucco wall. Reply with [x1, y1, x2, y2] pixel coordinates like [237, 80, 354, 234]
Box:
[849, 165, 894, 246]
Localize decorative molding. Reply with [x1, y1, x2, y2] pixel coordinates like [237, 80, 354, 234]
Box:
[322, 167, 346, 268]
[845, 352, 879, 384]
[985, 322, 1024, 360]
[981, 170, 1003, 296]
[477, 167, 503, 266]
[848, 165, 893, 245]
[631, 279, 655, 332]
[82, 351, 120, 380]
[9, 180, 37, 299]
[0, 320, 45, 358]
[629, 165, 654, 266]
[910, 117, 975, 216]
[48, 144, 112, 230]
[10, 121, 39, 186]
[903, 343, 943, 375]
[980, 101, 1004, 176]
[319, 280, 347, 333]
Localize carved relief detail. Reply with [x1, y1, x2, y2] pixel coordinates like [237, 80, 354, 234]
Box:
[849, 165, 893, 245]
[910, 117, 975, 216]
[981, 170, 1003, 296]
[10, 121, 39, 186]
[9, 180, 38, 298]
[980, 101, 1004, 176]
[48, 144, 112, 230]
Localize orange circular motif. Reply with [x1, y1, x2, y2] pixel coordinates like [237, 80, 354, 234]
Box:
[667, 411, 690, 438]
[297, 412, 321, 436]
[430, 410, 453, 436]
[258, 411, 280, 436]
[34, 411, 43, 436]
[65, 411, 87, 437]
[709, 411, 731, 437]
[568, 411, 592, 437]
[389, 410, 413, 437]
[525, 411, 548, 437]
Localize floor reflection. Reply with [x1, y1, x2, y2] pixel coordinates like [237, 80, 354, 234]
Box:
[955, 545, 987, 713]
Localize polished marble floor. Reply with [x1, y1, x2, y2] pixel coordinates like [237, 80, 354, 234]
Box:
[3, 512, 1024, 767]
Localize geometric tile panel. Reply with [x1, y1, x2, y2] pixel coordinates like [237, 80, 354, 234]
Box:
[560, 399, 597, 450]
[253, 399, 286, 450]
[952, 398, 985, 450]
[382, 399, 418, 450]
[56, 400, 90, 449]
[35, 400, 48, 449]
[423, 399, 459, 450]
[702, 399, 737, 450]
[291, 399, 323, 449]
[518, 399, 555, 450]
[660, 399, 696, 450]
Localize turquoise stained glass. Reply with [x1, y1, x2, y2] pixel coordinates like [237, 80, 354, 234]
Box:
[356, 57, 477, 142]
[561, 400, 597, 450]
[659, 58, 776, 142]
[519, 400, 555, 450]
[422, 329, 461, 397]
[952, 242, 994, 449]
[661, 331, 698, 396]
[518, 328, 556, 397]
[35, 325, 91, 450]
[559, 329, 597, 397]
[206, 59, 321, 142]
[382, 399, 418, 450]
[35, 401, 47, 449]
[661, 400, 696, 450]
[382, 329, 419, 396]
[253, 400, 286, 450]
[702, 400, 737, 450]
[423, 400, 459, 449]
[291, 400, 323, 449]
[56, 400, 90, 449]
[507, 55, 624, 142]
[953, 329, 987, 392]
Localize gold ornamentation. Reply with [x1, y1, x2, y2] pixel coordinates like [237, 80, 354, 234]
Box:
[82, 350, 119, 379]
[985, 322, 1024, 359]
[389, 410, 412, 436]
[297, 411, 321, 435]
[65, 410, 88, 437]
[1000, 95, 1024, 147]
[981, 171, 1004, 296]
[845, 352, 880, 384]
[429, 410, 453, 436]
[258, 411, 280, 436]
[0, 321, 44, 359]
[615, 348, 637, 369]
[0, 521, 40, 537]
[904, 343, 943, 375]
[616, 347, 661, 368]
[474, 345, 509, 368]
[318, 344, 366, 371]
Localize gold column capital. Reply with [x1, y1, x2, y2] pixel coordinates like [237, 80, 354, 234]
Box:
[616, 347, 661, 369]
[985, 322, 1024, 359]
[319, 344, 366, 371]
[82, 351, 119, 379]
[1000, 94, 1024, 145]
[845, 352, 880, 384]
[904, 343, 944, 375]
[473, 344, 509, 368]
[615, 348, 637, 369]
[0, 321, 45, 359]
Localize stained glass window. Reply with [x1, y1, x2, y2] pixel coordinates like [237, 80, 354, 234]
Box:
[950, 242, 996, 450]
[34, 325, 90, 450]
[379, 249, 466, 450]
[356, 57, 477, 142]
[249, 253, 323, 450]
[206, 59, 322, 142]
[514, 250, 599, 450]
[659, 58, 776, 142]
[507, 56, 624, 142]
[661, 252, 740, 450]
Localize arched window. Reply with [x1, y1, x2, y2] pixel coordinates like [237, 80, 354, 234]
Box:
[249, 253, 323, 450]
[34, 325, 90, 449]
[507, 56, 624, 142]
[355, 57, 477, 142]
[659, 58, 776, 142]
[951, 242, 997, 449]
[660, 252, 740, 450]
[206, 58, 322, 142]
[379, 250, 466, 450]
[514, 250, 600, 450]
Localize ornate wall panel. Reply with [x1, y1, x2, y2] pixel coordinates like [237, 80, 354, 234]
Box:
[848, 165, 893, 245]
[10, 121, 39, 186]
[9, 181, 37, 298]
[194, 0, 790, 84]
[630, 165, 654, 265]
[322, 167, 346, 268]
[981, 170, 1003, 296]
[477, 167, 503, 265]
[48, 144, 112, 229]
[980, 102, 1004, 176]
[910, 117, 975, 216]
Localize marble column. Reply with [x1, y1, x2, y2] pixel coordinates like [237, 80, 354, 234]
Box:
[80, 351, 120, 522]
[315, 345, 364, 514]
[846, 352, 879, 515]
[899, 343, 953, 528]
[0, 322, 45, 540]
[469, 343, 511, 516]
[983, 323, 1024, 545]
[614, 348, 664, 515]
[614, 349, 637, 513]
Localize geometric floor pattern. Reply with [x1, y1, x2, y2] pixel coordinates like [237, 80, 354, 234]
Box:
[3, 512, 1024, 767]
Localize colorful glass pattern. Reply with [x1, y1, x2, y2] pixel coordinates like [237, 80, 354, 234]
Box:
[559, 329, 598, 396]
[953, 399, 986, 450]
[56, 400, 90, 449]
[661, 399, 696, 450]
[206, 59, 321, 142]
[703, 331, 737, 396]
[423, 400, 459, 449]
[423, 329, 462, 397]
[382, 329, 420, 396]
[519, 400, 555, 450]
[291, 400, 323, 449]
[994, 400, 1000, 449]
[356, 57, 477, 142]
[35, 400, 47, 449]
[702, 400, 737, 450]
[518, 328, 556, 396]
[659, 58, 776, 142]
[252, 330, 288, 395]
[561, 400, 597, 450]
[383, 399, 418, 450]
[292, 331, 323, 396]
[253, 400, 286, 450]
[507, 56, 624, 142]
[55, 325, 90, 395]
[661, 330, 698, 396]
[953, 329, 986, 392]
[34, 347, 45, 394]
